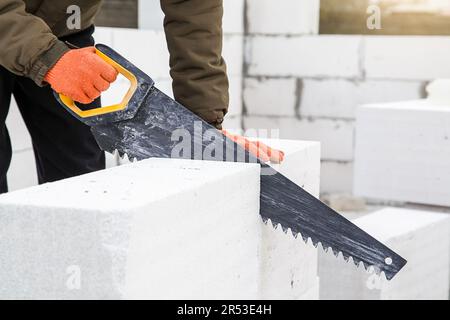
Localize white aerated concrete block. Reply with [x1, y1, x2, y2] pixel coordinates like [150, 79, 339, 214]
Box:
[0, 158, 261, 299]
[244, 78, 298, 116]
[113, 29, 171, 80]
[260, 224, 318, 300]
[6, 98, 32, 152]
[426, 79, 450, 104]
[7, 149, 37, 192]
[5, 99, 37, 191]
[320, 161, 354, 195]
[300, 80, 425, 119]
[247, 36, 362, 78]
[109, 30, 242, 80]
[319, 208, 450, 300]
[223, 35, 244, 77]
[247, 0, 320, 35]
[94, 27, 114, 46]
[244, 117, 354, 161]
[138, 0, 164, 30]
[223, 0, 245, 34]
[222, 116, 242, 131]
[251, 138, 320, 299]
[354, 100, 450, 207]
[364, 36, 450, 80]
[298, 277, 320, 300]
[228, 77, 243, 117]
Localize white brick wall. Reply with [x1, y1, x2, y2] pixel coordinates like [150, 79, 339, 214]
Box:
[244, 117, 354, 161]
[241, 12, 450, 195]
[247, 0, 320, 35]
[223, 0, 245, 34]
[5, 99, 37, 191]
[138, 0, 245, 34]
[138, 0, 164, 31]
[244, 78, 298, 116]
[300, 79, 425, 119]
[223, 34, 244, 77]
[113, 28, 170, 80]
[320, 161, 354, 195]
[247, 36, 362, 78]
[364, 36, 450, 80]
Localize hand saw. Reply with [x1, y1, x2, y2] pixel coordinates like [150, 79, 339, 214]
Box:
[54, 44, 406, 280]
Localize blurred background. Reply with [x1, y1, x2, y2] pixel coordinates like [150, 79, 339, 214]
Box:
[4, 0, 450, 299]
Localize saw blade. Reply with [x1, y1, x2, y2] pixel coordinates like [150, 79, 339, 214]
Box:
[90, 86, 407, 280]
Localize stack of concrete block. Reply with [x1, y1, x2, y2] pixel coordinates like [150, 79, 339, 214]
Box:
[354, 100, 450, 207]
[319, 207, 450, 300]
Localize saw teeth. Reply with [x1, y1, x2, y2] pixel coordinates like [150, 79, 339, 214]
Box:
[262, 218, 388, 277]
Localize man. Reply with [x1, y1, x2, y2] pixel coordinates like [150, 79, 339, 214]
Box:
[0, 0, 282, 194]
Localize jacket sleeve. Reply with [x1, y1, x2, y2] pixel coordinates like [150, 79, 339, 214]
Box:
[0, 0, 69, 85]
[160, 0, 229, 129]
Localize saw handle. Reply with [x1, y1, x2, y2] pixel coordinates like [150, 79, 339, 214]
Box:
[56, 44, 138, 119]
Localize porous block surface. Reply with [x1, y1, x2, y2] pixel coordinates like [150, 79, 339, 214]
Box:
[253, 138, 321, 299]
[0, 158, 261, 299]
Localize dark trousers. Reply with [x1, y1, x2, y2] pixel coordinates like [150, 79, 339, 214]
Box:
[0, 26, 105, 194]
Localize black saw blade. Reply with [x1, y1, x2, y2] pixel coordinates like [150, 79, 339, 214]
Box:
[90, 86, 407, 280]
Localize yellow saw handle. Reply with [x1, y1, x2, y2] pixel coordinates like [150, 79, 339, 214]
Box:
[57, 46, 138, 119]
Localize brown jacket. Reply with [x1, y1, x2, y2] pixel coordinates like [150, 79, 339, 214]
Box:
[0, 0, 229, 128]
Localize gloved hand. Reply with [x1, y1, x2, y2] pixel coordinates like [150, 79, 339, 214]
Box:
[222, 130, 285, 164]
[44, 47, 118, 104]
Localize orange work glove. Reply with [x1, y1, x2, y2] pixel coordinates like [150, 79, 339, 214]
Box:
[222, 130, 285, 164]
[45, 47, 118, 104]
